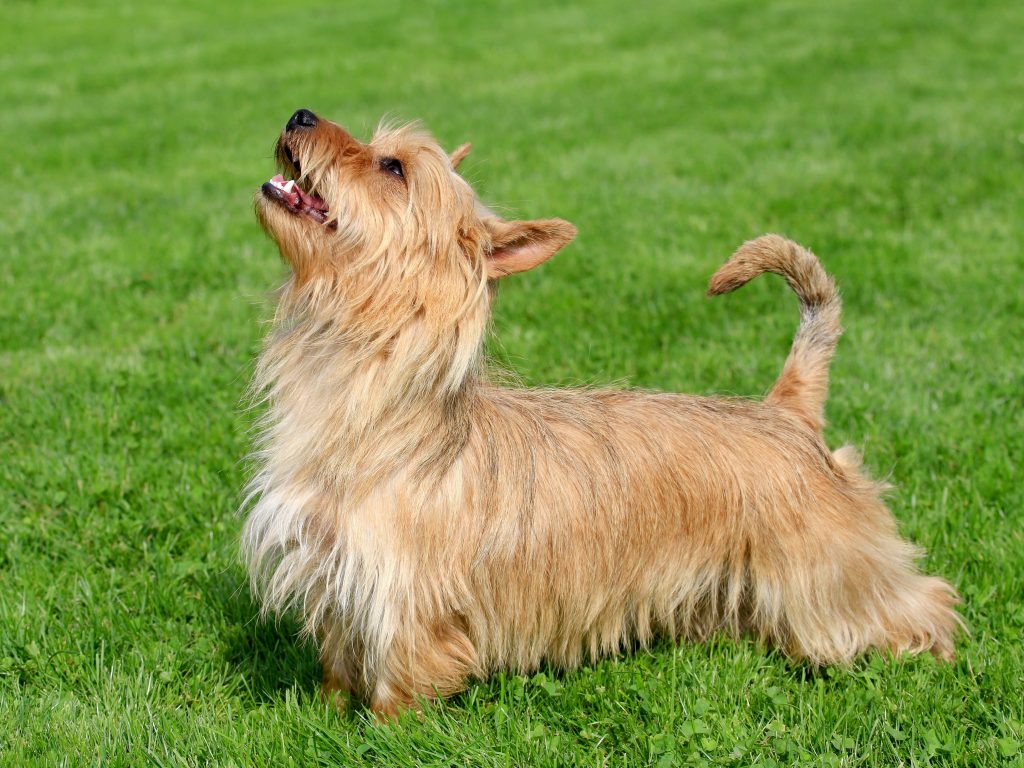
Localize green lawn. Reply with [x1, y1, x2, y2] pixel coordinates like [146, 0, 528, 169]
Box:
[2, 0, 1022, 765]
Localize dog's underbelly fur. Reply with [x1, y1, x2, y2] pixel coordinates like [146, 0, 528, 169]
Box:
[245, 385, 957, 712]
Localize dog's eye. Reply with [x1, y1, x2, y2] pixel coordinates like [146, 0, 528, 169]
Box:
[380, 157, 404, 179]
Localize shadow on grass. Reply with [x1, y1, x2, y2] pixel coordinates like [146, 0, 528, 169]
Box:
[207, 569, 322, 705]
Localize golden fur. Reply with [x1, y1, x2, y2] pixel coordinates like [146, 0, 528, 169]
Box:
[243, 111, 962, 716]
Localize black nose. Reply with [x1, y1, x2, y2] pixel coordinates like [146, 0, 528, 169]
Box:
[286, 108, 318, 132]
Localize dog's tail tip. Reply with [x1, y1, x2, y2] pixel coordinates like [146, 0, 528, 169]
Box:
[707, 234, 807, 296]
[707, 234, 775, 296]
[706, 276, 740, 297]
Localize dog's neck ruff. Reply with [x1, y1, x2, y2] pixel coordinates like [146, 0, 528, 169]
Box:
[247, 282, 486, 516]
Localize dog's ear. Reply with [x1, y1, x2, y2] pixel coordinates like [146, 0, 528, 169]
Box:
[484, 217, 577, 278]
[449, 143, 472, 169]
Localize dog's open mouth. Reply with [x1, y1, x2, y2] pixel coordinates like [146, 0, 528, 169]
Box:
[261, 174, 330, 224]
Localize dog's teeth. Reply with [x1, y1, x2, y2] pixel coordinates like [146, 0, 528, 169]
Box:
[283, 180, 296, 193]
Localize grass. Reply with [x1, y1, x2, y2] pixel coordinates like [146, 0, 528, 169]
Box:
[1, 0, 1022, 765]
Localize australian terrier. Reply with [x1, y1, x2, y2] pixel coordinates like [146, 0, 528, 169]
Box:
[244, 108, 961, 716]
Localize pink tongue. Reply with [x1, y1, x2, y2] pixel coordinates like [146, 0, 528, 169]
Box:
[298, 186, 328, 212]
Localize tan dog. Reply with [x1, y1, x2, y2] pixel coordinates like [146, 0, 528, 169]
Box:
[244, 109, 961, 716]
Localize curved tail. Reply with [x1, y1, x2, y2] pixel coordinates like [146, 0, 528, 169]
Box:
[708, 234, 842, 432]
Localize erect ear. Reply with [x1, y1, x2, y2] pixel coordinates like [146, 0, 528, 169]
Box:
[449, 143, 472, 169]
[483, 217, 577, 279]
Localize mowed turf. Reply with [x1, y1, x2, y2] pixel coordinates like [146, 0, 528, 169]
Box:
[1, 0, 1022, 765]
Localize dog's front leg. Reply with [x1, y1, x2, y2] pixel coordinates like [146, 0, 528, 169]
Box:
[369, 618, 479, 718]
[320, 648, 362, 710]
[318, 617, 365, 710]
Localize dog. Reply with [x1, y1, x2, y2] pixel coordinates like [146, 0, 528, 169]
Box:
[243, 108, 961, 717]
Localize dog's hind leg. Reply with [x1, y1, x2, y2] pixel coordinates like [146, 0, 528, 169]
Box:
[743, 485, 962, 665]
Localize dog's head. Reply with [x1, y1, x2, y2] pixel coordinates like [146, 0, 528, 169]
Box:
[257, 109, 576, 309]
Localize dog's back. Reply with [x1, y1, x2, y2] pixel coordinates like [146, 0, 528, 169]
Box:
[458, 383, 959, 676]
